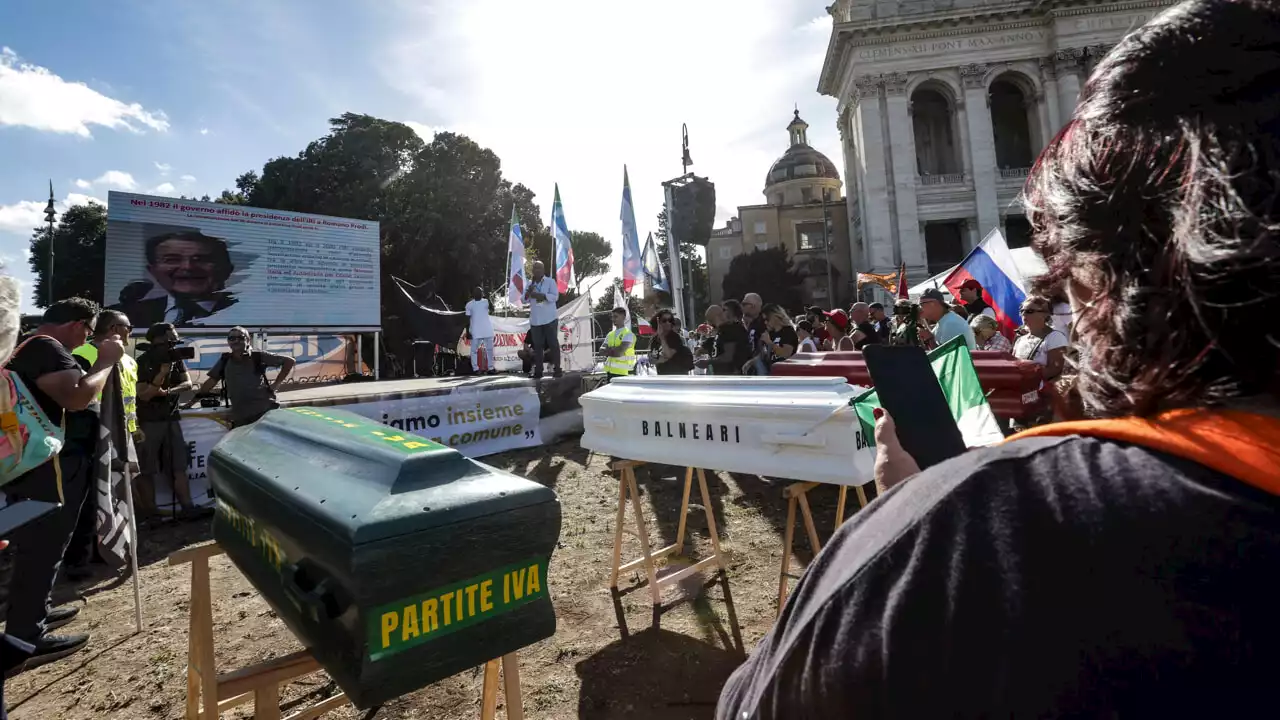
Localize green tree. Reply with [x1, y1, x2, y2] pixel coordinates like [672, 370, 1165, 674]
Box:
[231, 115, 545, 314]
[569, 231, 612, 285]
[721, 246, 805, 312]
[653, 209, 709, 320]
[28, 201, 107, 308]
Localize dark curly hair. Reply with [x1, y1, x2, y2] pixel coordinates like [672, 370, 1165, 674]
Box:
[1024, 0, 1280, 418]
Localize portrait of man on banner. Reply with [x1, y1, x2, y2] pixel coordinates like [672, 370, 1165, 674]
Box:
[109, 225, 239, 328]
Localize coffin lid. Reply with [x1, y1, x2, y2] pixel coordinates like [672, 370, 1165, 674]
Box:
[210, 406, 555, 545]
[584, 375, 862, 413]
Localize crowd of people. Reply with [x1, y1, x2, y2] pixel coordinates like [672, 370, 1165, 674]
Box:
[0, 298, 295, 691]
[616, 273, 1073, 398]
[718, 0, 1280, 715]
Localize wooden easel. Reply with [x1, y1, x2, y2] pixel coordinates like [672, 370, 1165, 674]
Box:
[169, 543, 349, 720]
[170, 542, 525, 719]
[609, 462, 727, 608]
[776, 483, 869, 615]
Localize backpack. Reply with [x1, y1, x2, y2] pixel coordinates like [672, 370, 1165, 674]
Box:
[0, 336, 66, 487]
[214, 352, 276, 408]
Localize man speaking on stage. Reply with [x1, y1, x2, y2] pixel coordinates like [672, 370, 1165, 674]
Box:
[524, 261, 561, 379]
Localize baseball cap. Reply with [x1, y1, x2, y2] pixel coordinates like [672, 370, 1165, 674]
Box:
[824, 309, 850, 331]
[958, 279, 983, 291]
[920, 288, 948, 304]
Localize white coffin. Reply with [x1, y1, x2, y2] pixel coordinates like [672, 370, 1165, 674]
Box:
[580, 376, 876, 486]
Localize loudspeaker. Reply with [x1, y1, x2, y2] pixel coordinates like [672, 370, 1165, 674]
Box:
[671, 177, 716, 246]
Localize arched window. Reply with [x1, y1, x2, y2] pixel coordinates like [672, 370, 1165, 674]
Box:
[989, 77, 1036, 169]
[911, 87, 960, 176]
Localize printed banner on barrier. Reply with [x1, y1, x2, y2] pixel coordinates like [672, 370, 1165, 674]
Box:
[340, 386, 542, 457]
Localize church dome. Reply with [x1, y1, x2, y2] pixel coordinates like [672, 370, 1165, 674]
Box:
[765, 110, 841, 188]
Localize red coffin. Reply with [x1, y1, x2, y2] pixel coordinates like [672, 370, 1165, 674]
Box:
[772, 351, 1045, 421]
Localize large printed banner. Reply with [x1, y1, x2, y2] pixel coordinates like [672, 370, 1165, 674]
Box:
[174, 386, 542, 510]
[104, 191, 381, 333]
[458, 295, 595, 372]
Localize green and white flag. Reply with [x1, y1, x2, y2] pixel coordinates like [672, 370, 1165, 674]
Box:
[852, 335, 1004, 449]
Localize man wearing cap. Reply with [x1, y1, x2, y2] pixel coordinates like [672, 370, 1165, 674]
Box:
[958, 279, 997, 320]
[918, 287, 976, 350]
[823, 310, 855, 350]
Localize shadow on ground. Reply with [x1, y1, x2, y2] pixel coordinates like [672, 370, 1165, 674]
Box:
[575, 627, 744, 720]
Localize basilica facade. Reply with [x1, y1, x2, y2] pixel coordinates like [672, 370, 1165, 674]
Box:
[819, 0, 1176, 283]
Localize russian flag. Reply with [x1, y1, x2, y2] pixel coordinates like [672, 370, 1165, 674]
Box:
[943, 228, 1027, 339]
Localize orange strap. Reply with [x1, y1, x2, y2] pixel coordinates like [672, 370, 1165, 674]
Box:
[1009, 409, 1280, 496]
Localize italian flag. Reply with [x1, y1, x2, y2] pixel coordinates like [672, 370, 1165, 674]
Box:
[852, 335, 1004, 449]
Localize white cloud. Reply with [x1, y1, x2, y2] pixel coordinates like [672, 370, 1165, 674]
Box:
[154, 161, 171, 175]
[0, 47, 170, 137]
[93, 170, 138, 191]
[0, 192, 105, 235]
[74, 178, 91, 190]
[199, 127, 209, 135]
[180, 174, 197, 183]
[404, 121, 439, 141]
[380, 1, 836, 277]
[152, 182, 176, 196]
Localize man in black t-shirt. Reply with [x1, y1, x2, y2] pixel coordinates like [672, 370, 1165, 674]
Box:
[710, 300, 751, 375]
[868, 302, 891, 340]
[849, 302, 882, 351]
[3, 298, 122, 672]
[742, 293, 767, 356]
[135, 322, 197, 514]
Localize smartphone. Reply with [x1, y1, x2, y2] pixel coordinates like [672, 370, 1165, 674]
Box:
[0, 500, 61, 538]
[862, 344, 967, 470]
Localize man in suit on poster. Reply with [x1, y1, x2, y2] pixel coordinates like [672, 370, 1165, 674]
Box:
[110, 229, 238, 328]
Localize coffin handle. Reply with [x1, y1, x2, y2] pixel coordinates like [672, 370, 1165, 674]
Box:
[588, 416, 615, 430]
[760, 432, 827, 449]
[283, 561, 343, 621]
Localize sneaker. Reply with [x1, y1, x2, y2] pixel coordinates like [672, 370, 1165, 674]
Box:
[44, 605, 80, 632]
[6, 633, 89, 676]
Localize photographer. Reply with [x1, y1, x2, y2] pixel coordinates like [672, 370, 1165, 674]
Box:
[136, 322, 199, 517]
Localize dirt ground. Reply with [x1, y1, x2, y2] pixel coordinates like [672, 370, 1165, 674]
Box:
[5, 440, 863, 720]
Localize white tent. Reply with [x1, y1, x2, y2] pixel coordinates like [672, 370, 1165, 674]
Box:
[906, 247, 1048, 298]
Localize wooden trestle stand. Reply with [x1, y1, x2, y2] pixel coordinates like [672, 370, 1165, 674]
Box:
[170, 542, 525, 720]
[776, 483, 870, 615]
[609, 462, 727, 608]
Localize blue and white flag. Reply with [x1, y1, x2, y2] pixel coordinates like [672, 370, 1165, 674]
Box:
[620, 166, 643, 293]
[551, 184, 575, 294]
[641, 232, 668, 291]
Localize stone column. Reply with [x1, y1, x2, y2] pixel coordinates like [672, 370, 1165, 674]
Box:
[959, 63, 1000, 238]
[1055, 48, 1085, 120]
[1039, 57, 1062, 133]
[837, 106, 865, 270]
[955, 97, 974, 180]
[883, 72, 925, 271]
[962, 218, 978, 252]
[853, 75, 895, 272]
[1033, 90, 1052, 153]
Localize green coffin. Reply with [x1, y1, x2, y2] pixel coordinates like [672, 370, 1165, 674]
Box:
[209, 406, 561, 708]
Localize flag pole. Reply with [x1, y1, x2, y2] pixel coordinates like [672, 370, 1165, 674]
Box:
[504, 203, 513, 319]
[124, 467, 143, 633]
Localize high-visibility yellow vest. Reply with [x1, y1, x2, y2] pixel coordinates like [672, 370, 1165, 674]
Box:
[604, 327, 636, 376]
[73, 344, 139, 433]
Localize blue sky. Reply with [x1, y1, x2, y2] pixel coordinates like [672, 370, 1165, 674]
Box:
[0, 0, 839, 314]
